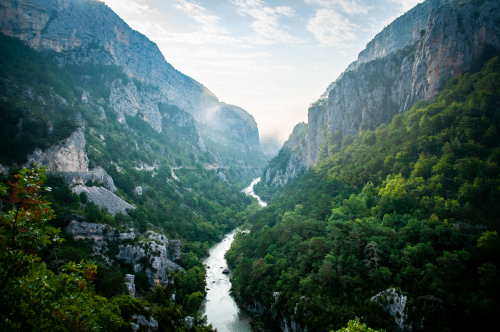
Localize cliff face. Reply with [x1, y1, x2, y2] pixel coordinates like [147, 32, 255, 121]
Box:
[25, 128, 88, 172]
[0, 0, 265, 171]
[66, 222, 183, 286]
[261, 0, 500, 191]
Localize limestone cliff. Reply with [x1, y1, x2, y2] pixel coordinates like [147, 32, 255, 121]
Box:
[109, 79, 163, 133]
[0, 0, 266, 172]
[117, 231, 183, 286]
[72, 185, 134, 215]
[65, 221, 183, 286]
[25, 128, 88, 172]
[260, 0, 500, 193]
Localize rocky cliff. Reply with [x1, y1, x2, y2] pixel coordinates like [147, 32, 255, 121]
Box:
[25, 128, 88, 172]
[0, 0, 266, 173]
[260, 0, 500, 193]
[66, 221, 183, 286]
[72, 185, 134, 215]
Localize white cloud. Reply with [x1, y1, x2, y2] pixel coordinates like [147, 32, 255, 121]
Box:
[231, 0, 304, 44]
[172, 0, 226, 34]
[304, 0, 371, 15]
[160, 46, 275, 74]
[307, 8, 359, 47]
[386, 0, 423, 12]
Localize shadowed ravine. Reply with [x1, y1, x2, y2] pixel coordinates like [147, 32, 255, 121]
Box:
[200, 178, 266, 332]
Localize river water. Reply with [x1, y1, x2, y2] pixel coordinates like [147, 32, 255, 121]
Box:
[243, 177, 267, 207]
[200, 178, 266, 332]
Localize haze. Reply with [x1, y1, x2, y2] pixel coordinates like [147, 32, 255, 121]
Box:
[100, 0, 422, 143]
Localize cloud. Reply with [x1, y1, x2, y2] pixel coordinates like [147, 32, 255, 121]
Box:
[160, 46, 275, 73]
[304, 0, 371, 15]
[231, 0, 304, 45]
[386, 0, 423, 12]
[172, 0, 226, 34]
[306, 8, 359, 47]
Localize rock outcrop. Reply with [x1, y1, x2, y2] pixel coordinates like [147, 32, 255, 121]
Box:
[66, 221, 183, 286]
[184, 316, 194, 330]
[124, 274, 136, 298]
[371, 288, 410, 330]
[134, 186, 143, 196]
[61, 166, 117, 192]
[0, 0, 266, 172]
[261, 0, 500, 191]
[21, 127, 118, 192]
[109, 79, 163, 132]
[132, 315, 158, 332]
[25, 128, 88, 172]
[65, 220, 135, 240]
[72, 185, 134, 215]
[116, 231, 183, 286]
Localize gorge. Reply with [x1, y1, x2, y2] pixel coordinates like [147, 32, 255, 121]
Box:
[1, 0, 500, 332]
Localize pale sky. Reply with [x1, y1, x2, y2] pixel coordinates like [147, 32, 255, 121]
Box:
[100, 0, 422, 142]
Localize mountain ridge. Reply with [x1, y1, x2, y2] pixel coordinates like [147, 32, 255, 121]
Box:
[0, 0, 266, 179]
[257, 0, 500, 200]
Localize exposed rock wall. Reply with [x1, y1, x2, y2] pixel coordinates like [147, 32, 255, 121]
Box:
[371, 288, 410, 330]
[0, 0, 266, 168]
[20, 125, 118, 192]
[132, 315, 158, 332]
[72, 185, 134, 215]
[25, 128, 88, 172]
[117, 231, 183, 286]
[65, 221, 183, 286]
[262, 0, 500, 190]
[124, 274, 136, 297]
[61, 166, 117, 192]
[109, 79, 163, 132]
[66, 220, 135, 241]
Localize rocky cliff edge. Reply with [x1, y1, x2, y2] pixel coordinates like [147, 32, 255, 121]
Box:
[261, 0, 500, 191]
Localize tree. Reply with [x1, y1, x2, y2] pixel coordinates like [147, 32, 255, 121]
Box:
[334, 318, 386, 332]
[364, 241, 381, 271]
[79, 191, 88, 204]
[0, 166, 123, 331]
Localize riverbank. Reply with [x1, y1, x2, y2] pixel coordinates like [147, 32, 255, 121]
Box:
[200, 178, 266, 332]
[200, 229, 252, 332]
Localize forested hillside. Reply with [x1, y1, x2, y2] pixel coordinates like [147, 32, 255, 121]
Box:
[0, 32, 261, 331]
[227, 57, 500, 332]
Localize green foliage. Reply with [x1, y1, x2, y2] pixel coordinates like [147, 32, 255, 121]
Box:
[334, 318, 386, 332]
[0, 31, 259, 330]
[80, 191, 89, 204]
[0, 167, 123, 331]
[228, 58, 500, 331]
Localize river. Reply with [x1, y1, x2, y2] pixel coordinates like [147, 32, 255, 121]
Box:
[200, 178, 266, 332]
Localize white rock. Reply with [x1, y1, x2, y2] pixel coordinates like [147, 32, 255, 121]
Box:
[371, 288, 409, 330]
[134, 186, 143, 196]
[184, 316, 194, 330]
[72, 185, 134, 215]
[125, 274, 136, 298]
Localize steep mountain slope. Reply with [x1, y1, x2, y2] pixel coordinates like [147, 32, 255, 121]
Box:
[0, 5, 263, 329]
[0, 0, 266, 180]
[228, 56, 500, 332]
[257, 0, 500, 199]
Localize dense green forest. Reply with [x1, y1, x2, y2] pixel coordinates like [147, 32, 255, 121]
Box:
[226, 57, 500, 331]
[0, 33, 261, 331]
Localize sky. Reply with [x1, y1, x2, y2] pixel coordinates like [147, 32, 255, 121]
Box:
[99, 0, 423, 142]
